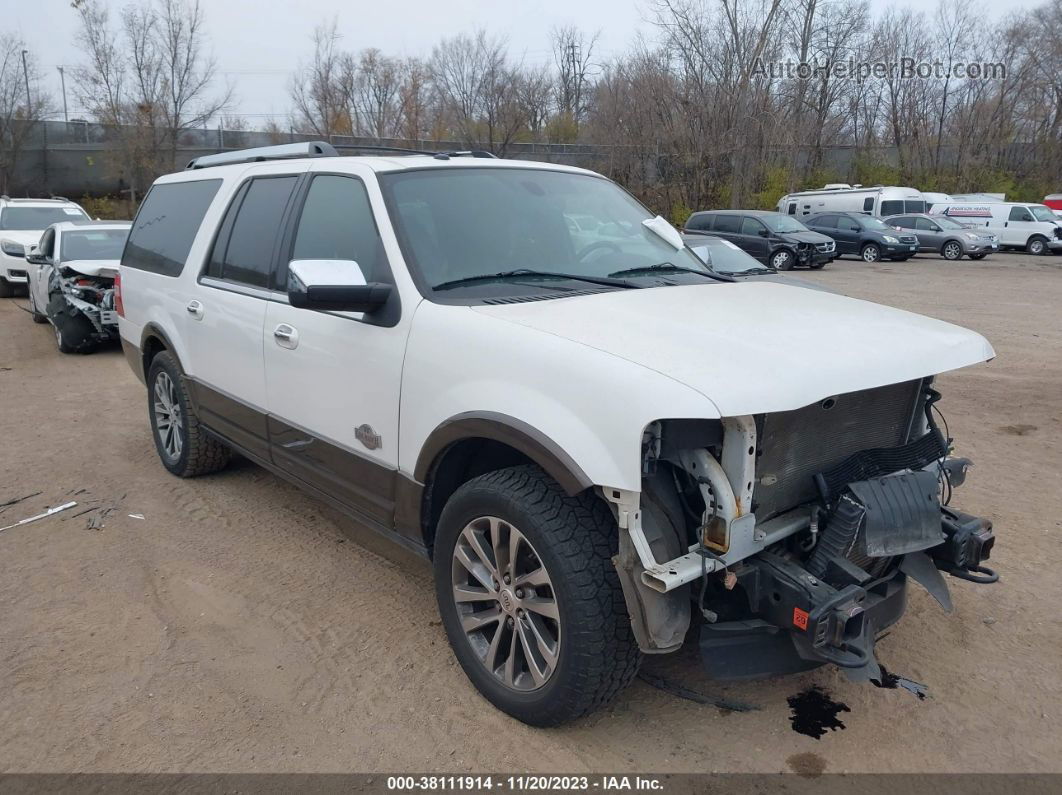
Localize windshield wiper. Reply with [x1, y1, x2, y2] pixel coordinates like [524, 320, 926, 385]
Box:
[432, 268, 638, 291]
[608, 262, 733, 281]
[726, 267, 776, 276]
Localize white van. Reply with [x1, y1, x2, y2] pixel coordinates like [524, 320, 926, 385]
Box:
[777, 185, 927, 219]
[928, 201, 1062, 255]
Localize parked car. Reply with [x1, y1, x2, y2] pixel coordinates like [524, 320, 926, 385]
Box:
[777, 184, 927, 219]
[927, 200, 1062, 255]
[0, 196, 91, 296]
[681, 234, 832, 291]
[684, 210, 835, 270]
[26, 221, 131, 353]
[803, 212, 919, 262]
[118, 141, 997, 726]
[883, 213, 999, 260]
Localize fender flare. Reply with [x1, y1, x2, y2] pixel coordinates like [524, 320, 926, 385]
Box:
[414, 411, 594, 496]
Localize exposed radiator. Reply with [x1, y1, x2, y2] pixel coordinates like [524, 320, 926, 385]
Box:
[753, 380, 922, 520]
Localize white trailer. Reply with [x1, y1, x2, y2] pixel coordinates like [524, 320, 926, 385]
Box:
[777, 184, 927, 219]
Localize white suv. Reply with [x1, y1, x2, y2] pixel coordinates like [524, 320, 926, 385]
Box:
[118, 142, 998, 726]
[0, 196, 91, 296]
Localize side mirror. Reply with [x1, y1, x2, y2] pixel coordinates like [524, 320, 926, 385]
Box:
[757, 228, 769, 237]
[25, 245, 46, 265]
[287, 259, 392, 313]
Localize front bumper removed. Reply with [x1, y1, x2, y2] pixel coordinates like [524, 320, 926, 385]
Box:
[697, 500, 996, 681]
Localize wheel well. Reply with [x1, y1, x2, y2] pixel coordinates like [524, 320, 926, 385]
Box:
[141, 334, 168, 377]
[421, 438, 539, 555]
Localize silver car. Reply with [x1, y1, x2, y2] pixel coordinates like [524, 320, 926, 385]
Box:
[884, 213, 999, 260]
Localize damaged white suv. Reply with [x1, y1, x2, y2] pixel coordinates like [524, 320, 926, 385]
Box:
[117, 142, 998, 726]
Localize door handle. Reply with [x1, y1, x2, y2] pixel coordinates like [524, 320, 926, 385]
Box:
[186, 299, 204, 320]
[273, 323, 299, 349]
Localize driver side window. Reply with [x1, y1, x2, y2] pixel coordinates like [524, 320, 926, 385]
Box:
[39, 229, 56, 259]
[1009, 207, 1033, 222]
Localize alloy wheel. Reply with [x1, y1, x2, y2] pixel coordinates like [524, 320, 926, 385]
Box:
[450, 516, 560, 692]
[944, 242, 962, 260]
[153, 371, 184, 461]
[862, 245, 880, 262]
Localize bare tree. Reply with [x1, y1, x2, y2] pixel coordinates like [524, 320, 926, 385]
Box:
[0, 37, 53, 194]
[550, 25, 599, 130]
[290, 19, 349, 136]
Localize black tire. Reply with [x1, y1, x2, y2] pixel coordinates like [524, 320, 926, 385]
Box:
[433, 465, 640, 726]
[28, 290, 47, 323]
[1026, 235, 1048, 256]
[47, 293, 97, 353]
[969, 254, 986, 260]
[809, 261, 826, 269]
[941, 240, 964, 261]
[769, 249, 795, 271]
[860, 243, 881, 262]
[146, 350, 231, 477]
[0, 277, 13, 298]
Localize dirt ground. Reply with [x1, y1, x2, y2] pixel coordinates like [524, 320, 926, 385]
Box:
[1, 251, 1060, 775]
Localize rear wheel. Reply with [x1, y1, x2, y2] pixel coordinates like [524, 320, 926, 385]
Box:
[861, 243, 882, 262]
[1026, 236, 1048, 255]
[434, 465, 640, 726]
[146, 351, 231, 477]
[941, 241, 964, 260]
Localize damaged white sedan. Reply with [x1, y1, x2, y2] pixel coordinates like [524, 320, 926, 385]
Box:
[27, 221, 131, 353]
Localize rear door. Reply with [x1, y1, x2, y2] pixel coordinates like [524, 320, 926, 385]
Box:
[263, 167, 408, 531]
[184, 166, 303, 460]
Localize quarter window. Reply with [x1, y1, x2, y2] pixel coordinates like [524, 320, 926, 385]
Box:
[124, 179, 222, 277]
[207, 176, 297, 288]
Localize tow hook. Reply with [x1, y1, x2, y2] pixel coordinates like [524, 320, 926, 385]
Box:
[931, 507, 998, 584]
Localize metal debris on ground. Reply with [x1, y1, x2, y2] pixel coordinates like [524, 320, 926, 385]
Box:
[128, 513, 145, 520]
[0, 501, 79, 534]
[637, 671, 758, 713]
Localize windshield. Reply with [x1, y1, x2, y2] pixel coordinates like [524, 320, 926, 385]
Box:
[860, 217, 893, 232]
[0, 206, 89, 230]
[688, 239, 767, 273]
[762, 216, 810, 234]
[1030, 205, 1057, 223]
[381, 168, 710, 294]
[60, 228, 128, 261]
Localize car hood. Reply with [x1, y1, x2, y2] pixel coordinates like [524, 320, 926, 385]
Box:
[780, 230, 833, 245]
[61, 259, 120, 278]
[0, 230, 42, 248]
[473, 282, 994, 416]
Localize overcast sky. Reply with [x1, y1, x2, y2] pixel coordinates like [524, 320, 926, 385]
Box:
[6, 0, 1043, 124]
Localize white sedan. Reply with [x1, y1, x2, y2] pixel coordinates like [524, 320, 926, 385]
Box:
[26, 221, 131, 353]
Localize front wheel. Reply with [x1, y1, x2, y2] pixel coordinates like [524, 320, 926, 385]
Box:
[861, 243, 882, 262]
[434, 465, 640, 726]
[48, 293, 96, 353]
[1026, 236, 1048, 255]
[770, 249, 795, 270]
[941, 241, 964, 260]
[146, 351, 231, 477]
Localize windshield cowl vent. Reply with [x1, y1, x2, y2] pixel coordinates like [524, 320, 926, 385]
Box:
[481, 288, 613, 305]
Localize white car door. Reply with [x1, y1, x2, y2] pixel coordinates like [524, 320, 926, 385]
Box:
[263, 166, 411, 531]
[30, 227, 57, 314]
[1002, 206, 1037, 246]
[182, 165, 304, 461]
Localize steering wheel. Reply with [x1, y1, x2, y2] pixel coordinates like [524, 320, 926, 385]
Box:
[577, 241, 622, 261]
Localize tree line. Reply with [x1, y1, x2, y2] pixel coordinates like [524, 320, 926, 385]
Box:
[2, 0, 1061, 216]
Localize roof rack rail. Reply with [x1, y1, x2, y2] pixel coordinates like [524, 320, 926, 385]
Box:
[332, 144, 439, 156]
[185, 141, 339, 170]
[433, 150, 497, 160]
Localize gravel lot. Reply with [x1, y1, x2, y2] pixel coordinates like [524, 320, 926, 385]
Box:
[1, 251, 1060, 774]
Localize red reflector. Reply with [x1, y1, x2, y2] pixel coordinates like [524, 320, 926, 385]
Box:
[114, 270, 125, 318]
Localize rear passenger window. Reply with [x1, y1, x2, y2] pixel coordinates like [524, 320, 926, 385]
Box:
[686, 213, 713, 231]
[207, 176, 297, 288]
[290, 175, 386, 281]
[123, 179, 221, 276]
[714, 215, 742, 233]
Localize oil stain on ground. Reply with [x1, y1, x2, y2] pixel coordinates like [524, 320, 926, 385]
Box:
[787, 751, 827, 777]
[787, 686, 850, 739]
